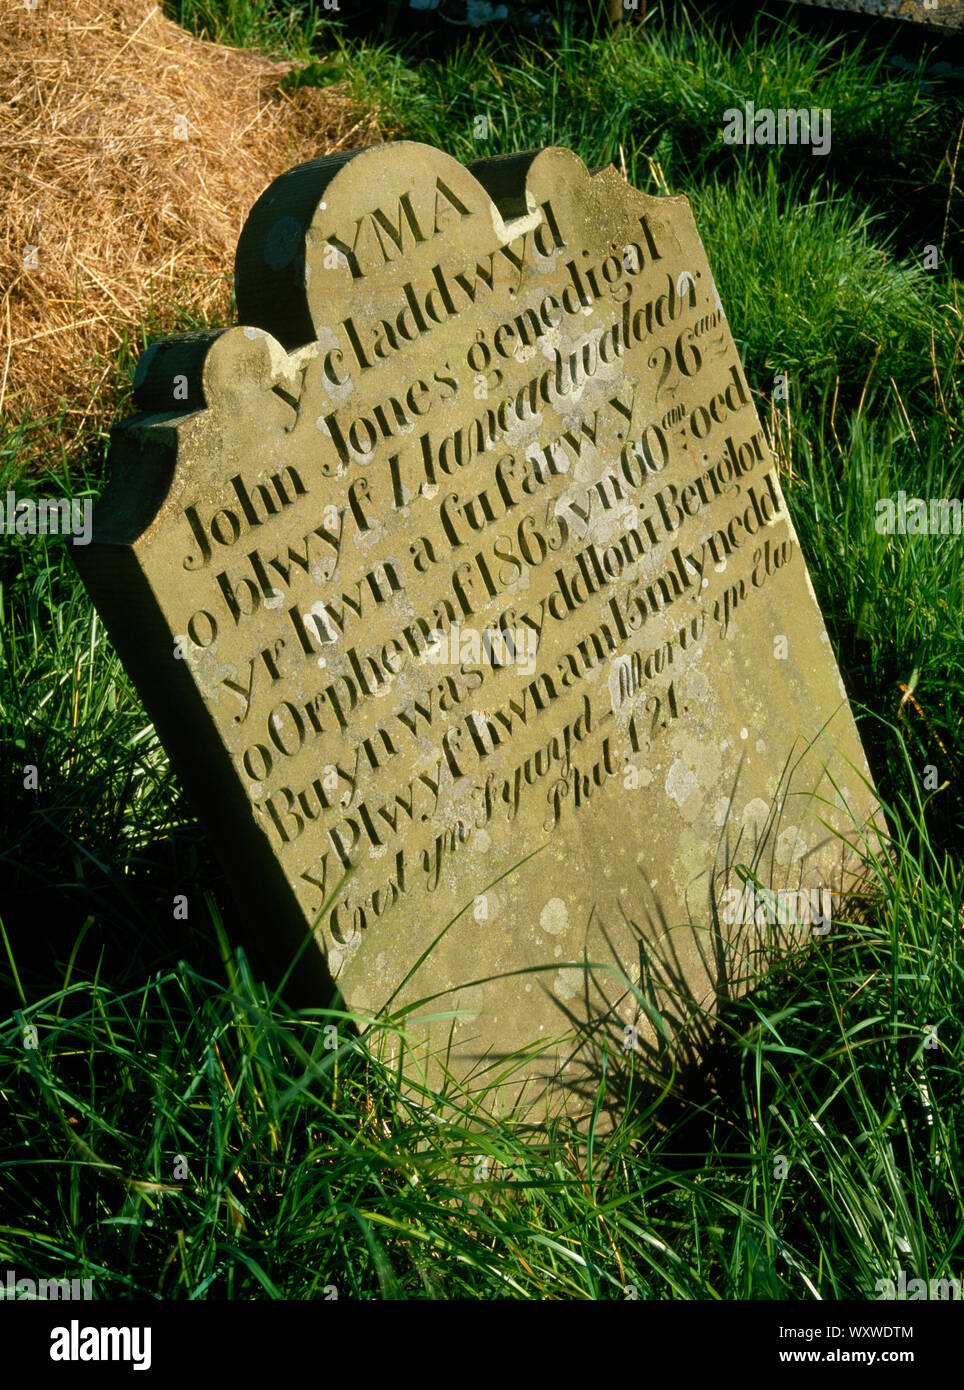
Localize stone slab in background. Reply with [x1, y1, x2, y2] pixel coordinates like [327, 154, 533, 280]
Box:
[75, 142, 883, 1126]
[788, 0, 964, 32]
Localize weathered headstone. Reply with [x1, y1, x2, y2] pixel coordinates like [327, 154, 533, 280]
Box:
[76, 142, 882, 1125]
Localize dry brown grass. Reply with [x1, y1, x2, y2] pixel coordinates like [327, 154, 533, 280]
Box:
[0, 0, 380, 461]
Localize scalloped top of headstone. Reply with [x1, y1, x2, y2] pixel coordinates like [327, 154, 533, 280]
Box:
[234, 144, 578, 351]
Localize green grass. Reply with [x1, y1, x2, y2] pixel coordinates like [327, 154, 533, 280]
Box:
[2, 783, 961, 1298]
[163, 0, 332, 60]
[1, 0, 963, 1299]
[333, 4, 963, 255]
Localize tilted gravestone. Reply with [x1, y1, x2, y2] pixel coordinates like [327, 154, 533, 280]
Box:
[789, 0, 964, 33]
[76, 142, 882, 1124]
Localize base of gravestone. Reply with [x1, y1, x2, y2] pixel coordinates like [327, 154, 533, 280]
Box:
[326, 770, 882, 1133]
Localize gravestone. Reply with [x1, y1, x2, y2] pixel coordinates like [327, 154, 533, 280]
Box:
[76, 142, 882, 1125]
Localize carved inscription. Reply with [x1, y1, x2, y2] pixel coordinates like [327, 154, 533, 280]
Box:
[77, 144, 881, 1120]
